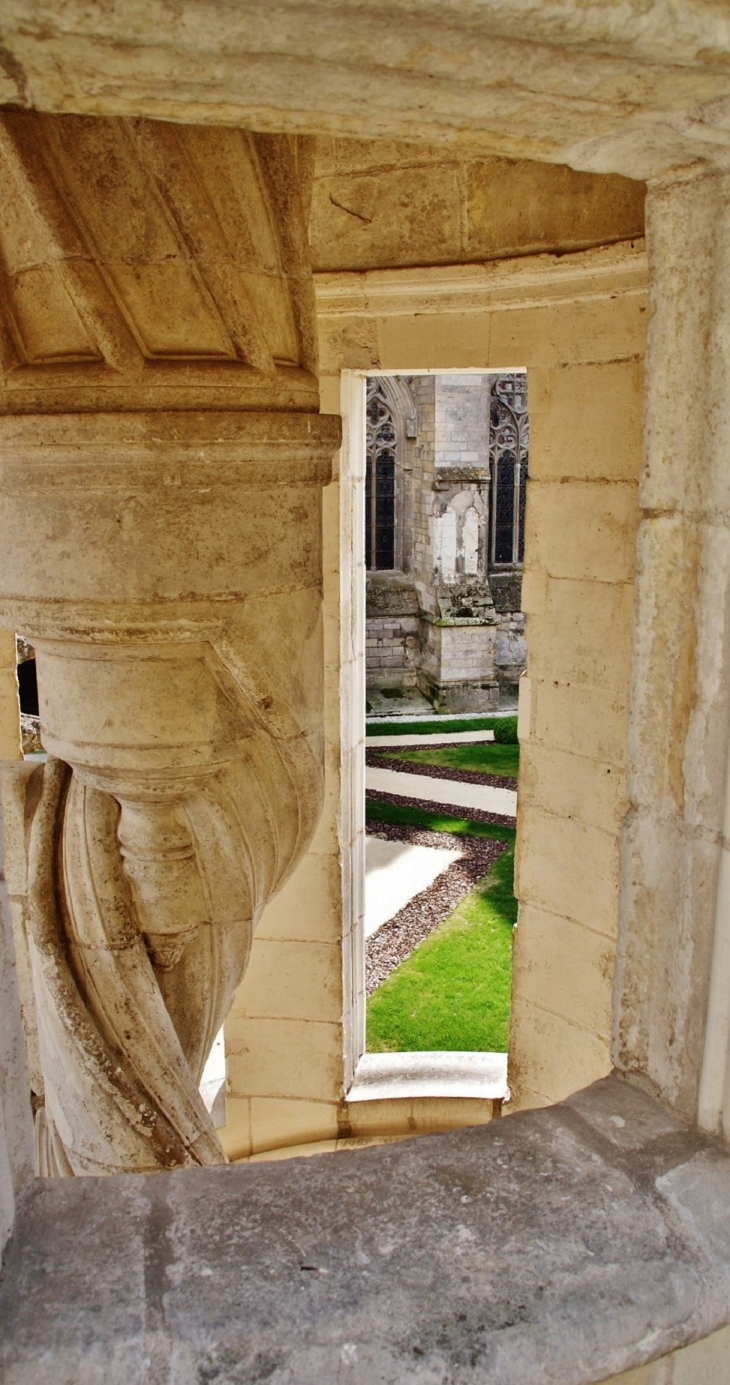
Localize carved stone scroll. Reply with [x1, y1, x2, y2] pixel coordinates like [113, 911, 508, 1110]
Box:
[0, 113, 340, 1174]
[0, 410, 339, 1174]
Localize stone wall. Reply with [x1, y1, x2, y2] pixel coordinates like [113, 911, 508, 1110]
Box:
[366, 369, 519, 708]
[434, 373, 491, 469]
[408, 374, 436, 593]
[365, 615, 419, 689]
[217, 241, 647, 1158]
[418, 619, 500, 712]
[311, 140, 645, 272]
[512, 326, 645, 1108]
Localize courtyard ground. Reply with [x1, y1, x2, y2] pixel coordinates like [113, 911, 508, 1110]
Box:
[364, 717, 519, 1053]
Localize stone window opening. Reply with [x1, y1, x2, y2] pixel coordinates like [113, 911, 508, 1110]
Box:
[489, 373, 529, 570]
[365, 376, 418, 573]
[346, 369, 527, 1109]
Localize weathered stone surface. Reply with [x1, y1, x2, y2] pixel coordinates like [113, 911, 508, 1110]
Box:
[0, 408, 339, 1177]
[0, 111, 319, 414]
[2, 1075, 730, 1384]
[311, 141, 644, 273]
[1, 4, 730, 179]
[614, 169, 730, 1123]
[0, 111, 341, 1177]
[0, 795, 34, 1268]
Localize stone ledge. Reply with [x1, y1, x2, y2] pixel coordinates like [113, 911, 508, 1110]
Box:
[2, 1074, 730, 1384]
[347, 1050, 509, 1103]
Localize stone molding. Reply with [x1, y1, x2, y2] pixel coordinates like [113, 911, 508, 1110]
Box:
[0, 112, 319, 414]
[315, 241, 648, 322]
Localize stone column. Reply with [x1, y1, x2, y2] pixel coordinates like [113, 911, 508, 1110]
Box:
[0, 113, 339, 1174]
[614, 168, 730, 1121]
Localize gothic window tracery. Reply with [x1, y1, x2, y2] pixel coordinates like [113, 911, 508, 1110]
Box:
[366, 379, 397, 570]
[489, 373, 529, 567]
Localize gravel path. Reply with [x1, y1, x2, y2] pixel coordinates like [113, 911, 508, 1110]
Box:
[365, 818, 509, 994]
[366, 786, 517, 828]
[366, 747, 518, 792]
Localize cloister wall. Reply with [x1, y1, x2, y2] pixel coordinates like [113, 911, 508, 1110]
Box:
[220, 238, 646, 1156]
[310, 139, 645, 272]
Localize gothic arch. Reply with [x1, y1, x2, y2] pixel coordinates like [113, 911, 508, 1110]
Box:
[365, 375, 418, 571]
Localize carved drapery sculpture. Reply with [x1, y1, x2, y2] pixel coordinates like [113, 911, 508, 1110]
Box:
[0, 113, 340, 1174]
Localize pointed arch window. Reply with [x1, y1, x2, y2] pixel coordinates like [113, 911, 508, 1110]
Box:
[489, 373, 529, 567]
[366, 380, 397, 570]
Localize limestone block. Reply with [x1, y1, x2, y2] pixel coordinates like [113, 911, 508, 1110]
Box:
[317, 315, 380, 375]
[508, 996, 611, 1108]
[489, 294, 648, 368]
[345, 1096, 495, 1140]
[525, 480, 639, 585]
[255, 854, 342, 945]
[232, 940, 342, 1024]
[511, 903, 615, 1042]
[520, 740, 628, 834]
[532, 678, 629, 765]
[376, 312, 488, 371]
[495, 626, 526, 670]
[225, 1018, 343, 1104]
[602, 1324, 730, 1382]
[515, 803, 619, 938]
[311, 164, 462, 272]
[526, 576, 635, 696]
[0, 631, 20, 761]
[528, 360, 644, 482]
[248, 1097, 339, 1156]
[465, 158, 645, 260]
[616, 810, 719, 1117]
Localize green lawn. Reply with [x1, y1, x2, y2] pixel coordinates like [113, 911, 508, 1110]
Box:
[365, 797, 516, 843]
[366, 844, 517, 1053]
[377, 740, 519, 778]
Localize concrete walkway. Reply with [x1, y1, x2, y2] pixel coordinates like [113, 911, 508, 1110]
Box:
[365, 836, 462, 938]
[366, 729, 495, 748]
[366, 765, 517, 818]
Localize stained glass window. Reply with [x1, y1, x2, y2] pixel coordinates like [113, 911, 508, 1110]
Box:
[366, 380, 397, 570]
[489, 373, 529, 567]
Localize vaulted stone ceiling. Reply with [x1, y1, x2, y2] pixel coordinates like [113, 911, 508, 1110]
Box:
[1, 1, 730, 179]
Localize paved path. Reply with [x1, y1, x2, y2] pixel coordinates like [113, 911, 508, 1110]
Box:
[365, 836, 461, 938]
[366, 729, 495, 748]
[366, 765, 517, 818]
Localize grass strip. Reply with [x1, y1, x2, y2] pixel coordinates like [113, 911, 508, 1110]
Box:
[366, 714, 518, 742]
[375, 741, 519, 778]
[366, 796, 516, 843]
[367, 844, 516, 1053]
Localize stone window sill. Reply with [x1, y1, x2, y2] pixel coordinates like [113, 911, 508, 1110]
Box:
[347, 1049, 509, 1104]
[3, 1074, 730, 1383]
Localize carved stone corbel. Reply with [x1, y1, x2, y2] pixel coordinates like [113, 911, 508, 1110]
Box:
[0, 113, 340, 1174]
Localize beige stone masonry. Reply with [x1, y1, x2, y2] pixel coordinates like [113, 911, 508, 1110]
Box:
[0, 632, 20, 762]
[0, 112, 341, 1177]
[3, 4, 730, 179]
[617, 169, 730, 1126]
[254, 240, 642, 1146]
